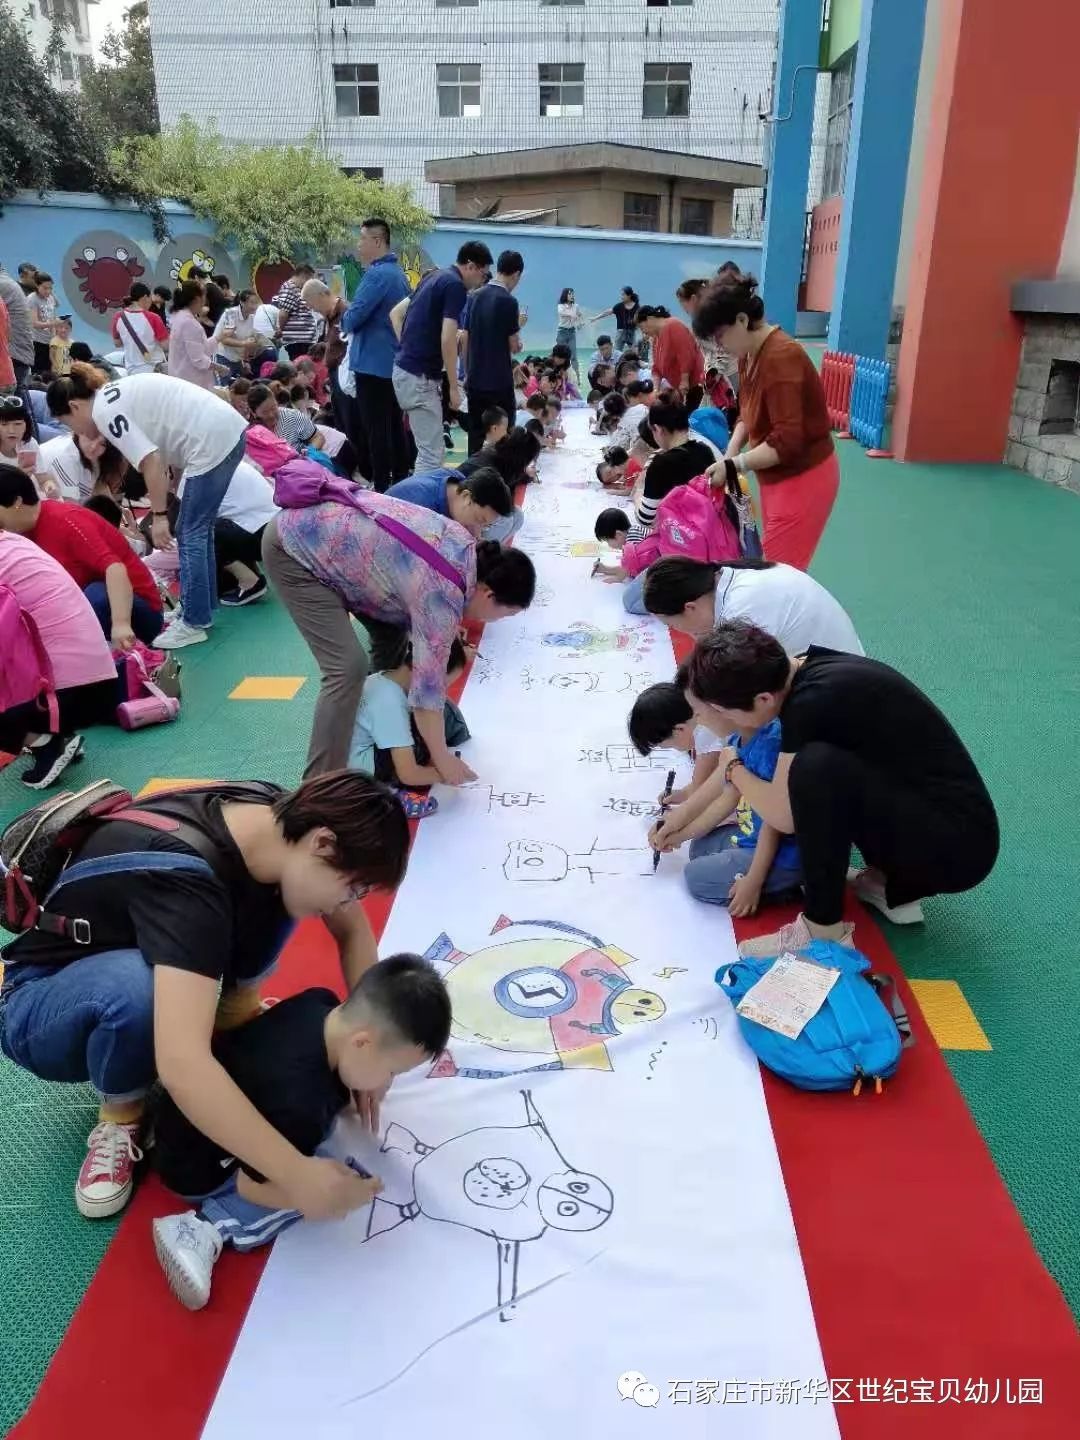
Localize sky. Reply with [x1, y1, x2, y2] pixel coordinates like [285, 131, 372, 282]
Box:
[88, 0, 132, 57]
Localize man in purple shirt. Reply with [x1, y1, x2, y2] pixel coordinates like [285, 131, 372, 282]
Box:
[390, 241, 492, 474]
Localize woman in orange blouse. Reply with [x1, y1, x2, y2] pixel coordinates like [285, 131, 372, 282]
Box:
[693, 273, 838, 571]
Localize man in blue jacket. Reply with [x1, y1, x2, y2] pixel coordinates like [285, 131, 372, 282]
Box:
[341, 219, 412, 492]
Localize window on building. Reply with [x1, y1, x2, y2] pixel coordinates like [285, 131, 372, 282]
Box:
[647, 2, 694, 7]
[76, 52, 93, 81]
[539, 63, 584, 117]
[342, 166, 384, 180]
[330, 1, 376, 8]
[334, 64, 380, 118]
[822, 49, 855, 198]
[540, 1, 585, 7]
[437, 63, 481, 118]
[436, 0, 479, 7]
[57, 50, 75, 82]
[624, 192, 661, 232]
[679, 197, 712, 236]
[642, 62, 691, 118]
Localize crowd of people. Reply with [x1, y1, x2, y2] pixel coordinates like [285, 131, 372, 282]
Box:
[0, 242, 999, 1317]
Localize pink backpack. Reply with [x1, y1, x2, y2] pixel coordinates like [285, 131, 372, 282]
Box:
[622, 475, 741, 576]
[0, 583, 58, 731]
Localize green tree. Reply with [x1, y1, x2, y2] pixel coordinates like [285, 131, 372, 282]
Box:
[81, 1, 160, 142]
[114, 118, 433, 265]
[0, 5, 162, 231]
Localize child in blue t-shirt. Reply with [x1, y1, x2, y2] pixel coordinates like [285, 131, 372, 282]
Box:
[634, 681, 801, 916]
[349, 639, 469, 817]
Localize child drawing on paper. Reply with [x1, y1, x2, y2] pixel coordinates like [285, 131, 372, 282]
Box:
[363, 1090, 613, 1321]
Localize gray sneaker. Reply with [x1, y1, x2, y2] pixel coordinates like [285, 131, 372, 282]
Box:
[153, 1210, 223, 1310]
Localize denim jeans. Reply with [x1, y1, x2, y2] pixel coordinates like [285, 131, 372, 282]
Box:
[622, 574, 648, 615]
[684, 823, 803, 907]
[0, 948, 155, 1102]
[555, 327, 578, 368]
[392, 365, 445, 474]
[82, 581, 163, 647]
[177, 435, 246, 628]
[483, 506, 524, 545]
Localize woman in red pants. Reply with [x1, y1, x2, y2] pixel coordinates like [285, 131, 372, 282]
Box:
[693, 272, 838, 571]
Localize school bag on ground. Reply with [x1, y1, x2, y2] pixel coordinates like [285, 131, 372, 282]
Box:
[0, 779, 279, 944]
[622, 475, 741, 578]
[716, 940, 913, 1094]
[113, 643, 182, 730]
[0, 582, 58, 732]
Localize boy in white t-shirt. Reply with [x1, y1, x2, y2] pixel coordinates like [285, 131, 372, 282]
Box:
[349, 639, 469, 818]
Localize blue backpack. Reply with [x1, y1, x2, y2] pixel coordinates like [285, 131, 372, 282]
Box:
[717, 941, 912, 1094]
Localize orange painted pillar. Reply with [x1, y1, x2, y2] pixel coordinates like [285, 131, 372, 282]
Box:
[892, 0, 1080, 463]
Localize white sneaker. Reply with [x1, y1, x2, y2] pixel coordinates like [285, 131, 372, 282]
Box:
[75, 1120, 144, 1218]
[848, 868, 925, 925]
[153, 616, 208, 649]
[153, 1210, 224, 1310]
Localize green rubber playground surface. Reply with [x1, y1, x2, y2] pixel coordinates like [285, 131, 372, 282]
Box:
[2, 431, 1079, 1430]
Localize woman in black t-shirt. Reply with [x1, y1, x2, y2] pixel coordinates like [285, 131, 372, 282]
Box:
[635, 395, 718, 530]
[0, 772, 410, 1226]
[592, 286, 640, 353]
[682, 623, 999, 959]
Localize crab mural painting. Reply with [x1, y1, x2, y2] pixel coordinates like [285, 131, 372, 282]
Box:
[64, 231, 149, 320]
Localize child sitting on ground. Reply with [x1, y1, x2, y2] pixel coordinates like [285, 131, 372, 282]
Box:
[595, 445, 640, 492]
[516, 392, 547, 431]
[631, 676, 802, 917]
[151, 955, 451, 1310]
[543, 397, 565, 444]
[348, 638, 471, 817]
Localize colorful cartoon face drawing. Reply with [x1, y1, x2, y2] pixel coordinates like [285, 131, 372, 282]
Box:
[424, 917, 665, 1075]
[362, 1091, 613, 1321]
[170, 248, 216, 283]
[70, 246, 145, 315]
[541, 622, 651, 657]
[400, 250, 425, 290]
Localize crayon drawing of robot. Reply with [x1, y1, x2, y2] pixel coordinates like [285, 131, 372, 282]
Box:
[424, 917, 665, 1076]
[358, 1090, 613, 1322]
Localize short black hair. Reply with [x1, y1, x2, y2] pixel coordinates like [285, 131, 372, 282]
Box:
[628, 683, 694, 756]
[0, 461, 38, 506]
[497, 249, 524, 277]
[476, 540, 536, 607]
[524, 418, 544, 439]
[594, 507, 631, 541]
[551, 343, 572, 364]
[642, 557, 719, 617]
[525, 393, 546, 413]
[153, 285, 172, 301]
[650, 397, 690, 434]
[686, 621, 790, 711]
[624, 379, 654, 401]
[340, 954, 452, 1058]
[0, 396, 32, 440]
[273, 770, 409, 890]
[248, 383, 274, 411]
[394, 634, 469, 675]
[481, 405, 508, 432]
[459, 465, 513, 516]
[636, 305, 671, 324]
[68, 342, 93, 362]
[361, 217, 391, 245]
[458, 240, 494, 268]
[84, 494, 123, 527]
[596, 334, 612, 347]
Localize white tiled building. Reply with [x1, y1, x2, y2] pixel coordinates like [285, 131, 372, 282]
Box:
[8, 0, 97, 91]
[148, 0, 779, 215]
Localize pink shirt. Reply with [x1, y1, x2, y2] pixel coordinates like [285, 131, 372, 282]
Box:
[167, 308, 217, 389]
[0, 533, 116, 691]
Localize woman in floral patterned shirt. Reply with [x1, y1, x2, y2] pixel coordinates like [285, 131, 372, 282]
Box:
[264, 490, 536, 779]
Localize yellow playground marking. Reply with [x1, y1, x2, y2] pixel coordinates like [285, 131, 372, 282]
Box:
[138, 778, 217, 797]
[909, 979, 992, 1052]
[230, 676, 307, 701]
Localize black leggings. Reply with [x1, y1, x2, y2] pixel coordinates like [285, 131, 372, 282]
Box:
[0, 678, 117, 752]
[789, 742, 999, 926]
[215, 519, 265, 587]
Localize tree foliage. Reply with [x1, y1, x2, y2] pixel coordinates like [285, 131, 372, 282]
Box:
[81, 1, 160, 143]
[0, 6, 164, 232]
[115, 118, 433, 265]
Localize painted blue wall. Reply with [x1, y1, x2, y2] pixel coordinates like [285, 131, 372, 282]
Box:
[424, 221, 762, 352]
[827, 0, 928, 358]
[759, 0, 821, 333]
[0, 193, 760, 352]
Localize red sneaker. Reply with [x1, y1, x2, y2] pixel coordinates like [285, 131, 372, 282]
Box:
[75, 1120, 144, 1218]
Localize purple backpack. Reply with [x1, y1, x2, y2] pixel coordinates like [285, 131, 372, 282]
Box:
[273, 460, 466, 594]
[0, 582, 59, 733]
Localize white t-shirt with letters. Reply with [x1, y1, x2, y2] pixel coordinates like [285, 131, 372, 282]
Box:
[91, 374, 247, 480]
